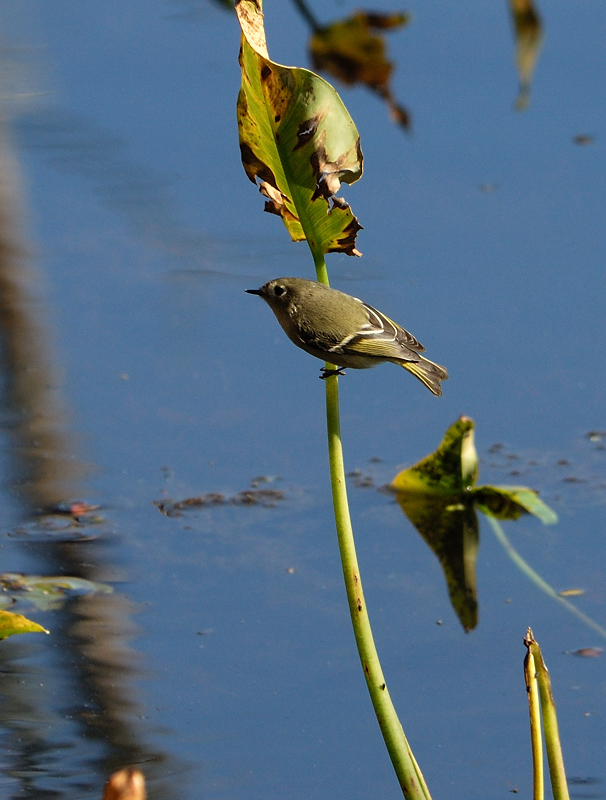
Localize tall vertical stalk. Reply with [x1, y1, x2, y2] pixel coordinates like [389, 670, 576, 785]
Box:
[524, 630, 570, 800]
[315, 251, 432, 800]
[524, 645, 544, 800]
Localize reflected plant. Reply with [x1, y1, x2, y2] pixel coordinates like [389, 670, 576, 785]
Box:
[509, 0, 544, 110]
[390, 417, 606, 640]
[0, 572, 113, 612]
[391, 417, 556, 631]
[292, 0, 413, 130]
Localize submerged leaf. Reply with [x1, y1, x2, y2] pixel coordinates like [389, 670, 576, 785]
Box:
[473, 485, 558, 525]
[0, 609, 48, 640]
[236, 0, 363, 256]
[391, 416, 478, 495]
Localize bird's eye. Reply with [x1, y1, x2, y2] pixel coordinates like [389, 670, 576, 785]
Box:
[273, 285, 286, 297]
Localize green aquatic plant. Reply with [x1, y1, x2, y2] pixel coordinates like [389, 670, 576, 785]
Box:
[524, 629, 570, 800]
[237, 2, 431, 796]
[391, 416, 606, 640]
[390, 416, 557, 631]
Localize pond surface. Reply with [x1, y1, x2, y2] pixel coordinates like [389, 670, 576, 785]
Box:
[0, 0, 604, 798]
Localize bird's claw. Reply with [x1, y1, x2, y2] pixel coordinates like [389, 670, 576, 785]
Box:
[320, 367, 347, 379]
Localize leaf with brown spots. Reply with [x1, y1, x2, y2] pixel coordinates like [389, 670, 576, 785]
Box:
[236, 0, 363, 256]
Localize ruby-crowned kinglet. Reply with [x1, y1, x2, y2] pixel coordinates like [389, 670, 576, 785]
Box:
[246, 277, 448, 396]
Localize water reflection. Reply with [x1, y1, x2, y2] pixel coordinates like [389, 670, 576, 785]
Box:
[395, 492, 479, 632]
[0, 55, 173, 800]
[509, 0, 543, 110]
[391, 417, 557, 632]
[292, 0, 412, 131]
[0, 118, 81, 513]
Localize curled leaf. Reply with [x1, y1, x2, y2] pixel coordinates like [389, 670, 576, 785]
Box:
[391, 416, 478, 495]
[0, 608, 48, 640]
[237, 0, 363, 256]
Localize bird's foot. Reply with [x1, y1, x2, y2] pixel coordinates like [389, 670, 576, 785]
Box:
[320, 367, 347, 379]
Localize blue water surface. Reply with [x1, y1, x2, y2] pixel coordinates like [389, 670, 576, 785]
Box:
[0, 1, 604, 798]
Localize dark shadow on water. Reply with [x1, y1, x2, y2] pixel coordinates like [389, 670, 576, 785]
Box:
[0, 98, 179, 797]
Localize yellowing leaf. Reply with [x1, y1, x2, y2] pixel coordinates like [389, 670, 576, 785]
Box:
[0, 609, 48, 640]
[236, 0, 363, 256]
[391, 416, 478, 495]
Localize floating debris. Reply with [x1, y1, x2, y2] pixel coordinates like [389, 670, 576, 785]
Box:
[558, 588, 586, 597]
[152, 493, 226, 516]
[0, 573, 112, 611]
[566, 647, 602, 658]
[153, 487, 286, 517]
[250, 474, 281, 487]
[231, 489, 285, 506]
[488, 443, 504, 453]
[347, 469, 375, 488]
[573, 134, 594, 145]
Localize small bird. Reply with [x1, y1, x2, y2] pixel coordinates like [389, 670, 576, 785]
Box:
[246, 277, 448, 396]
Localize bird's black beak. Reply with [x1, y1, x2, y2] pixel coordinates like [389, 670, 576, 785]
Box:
[245, 288, 263, 296]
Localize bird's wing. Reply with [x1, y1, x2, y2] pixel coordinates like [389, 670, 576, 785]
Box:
[335, 303, 426, 360]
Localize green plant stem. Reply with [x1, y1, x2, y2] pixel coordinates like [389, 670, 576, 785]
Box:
[313, 253, 430, 798]
[486, 515, 606, 641]
[526, 632, 570, 800]
[523, 646, 544, 800]
[316, 251, 431, 799]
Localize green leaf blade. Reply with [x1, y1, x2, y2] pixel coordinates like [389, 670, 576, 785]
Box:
[474, 485, 558, 525]
[236, 0, 363, 257]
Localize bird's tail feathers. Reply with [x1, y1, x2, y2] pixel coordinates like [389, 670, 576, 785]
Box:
[400, 356, 448, 396]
